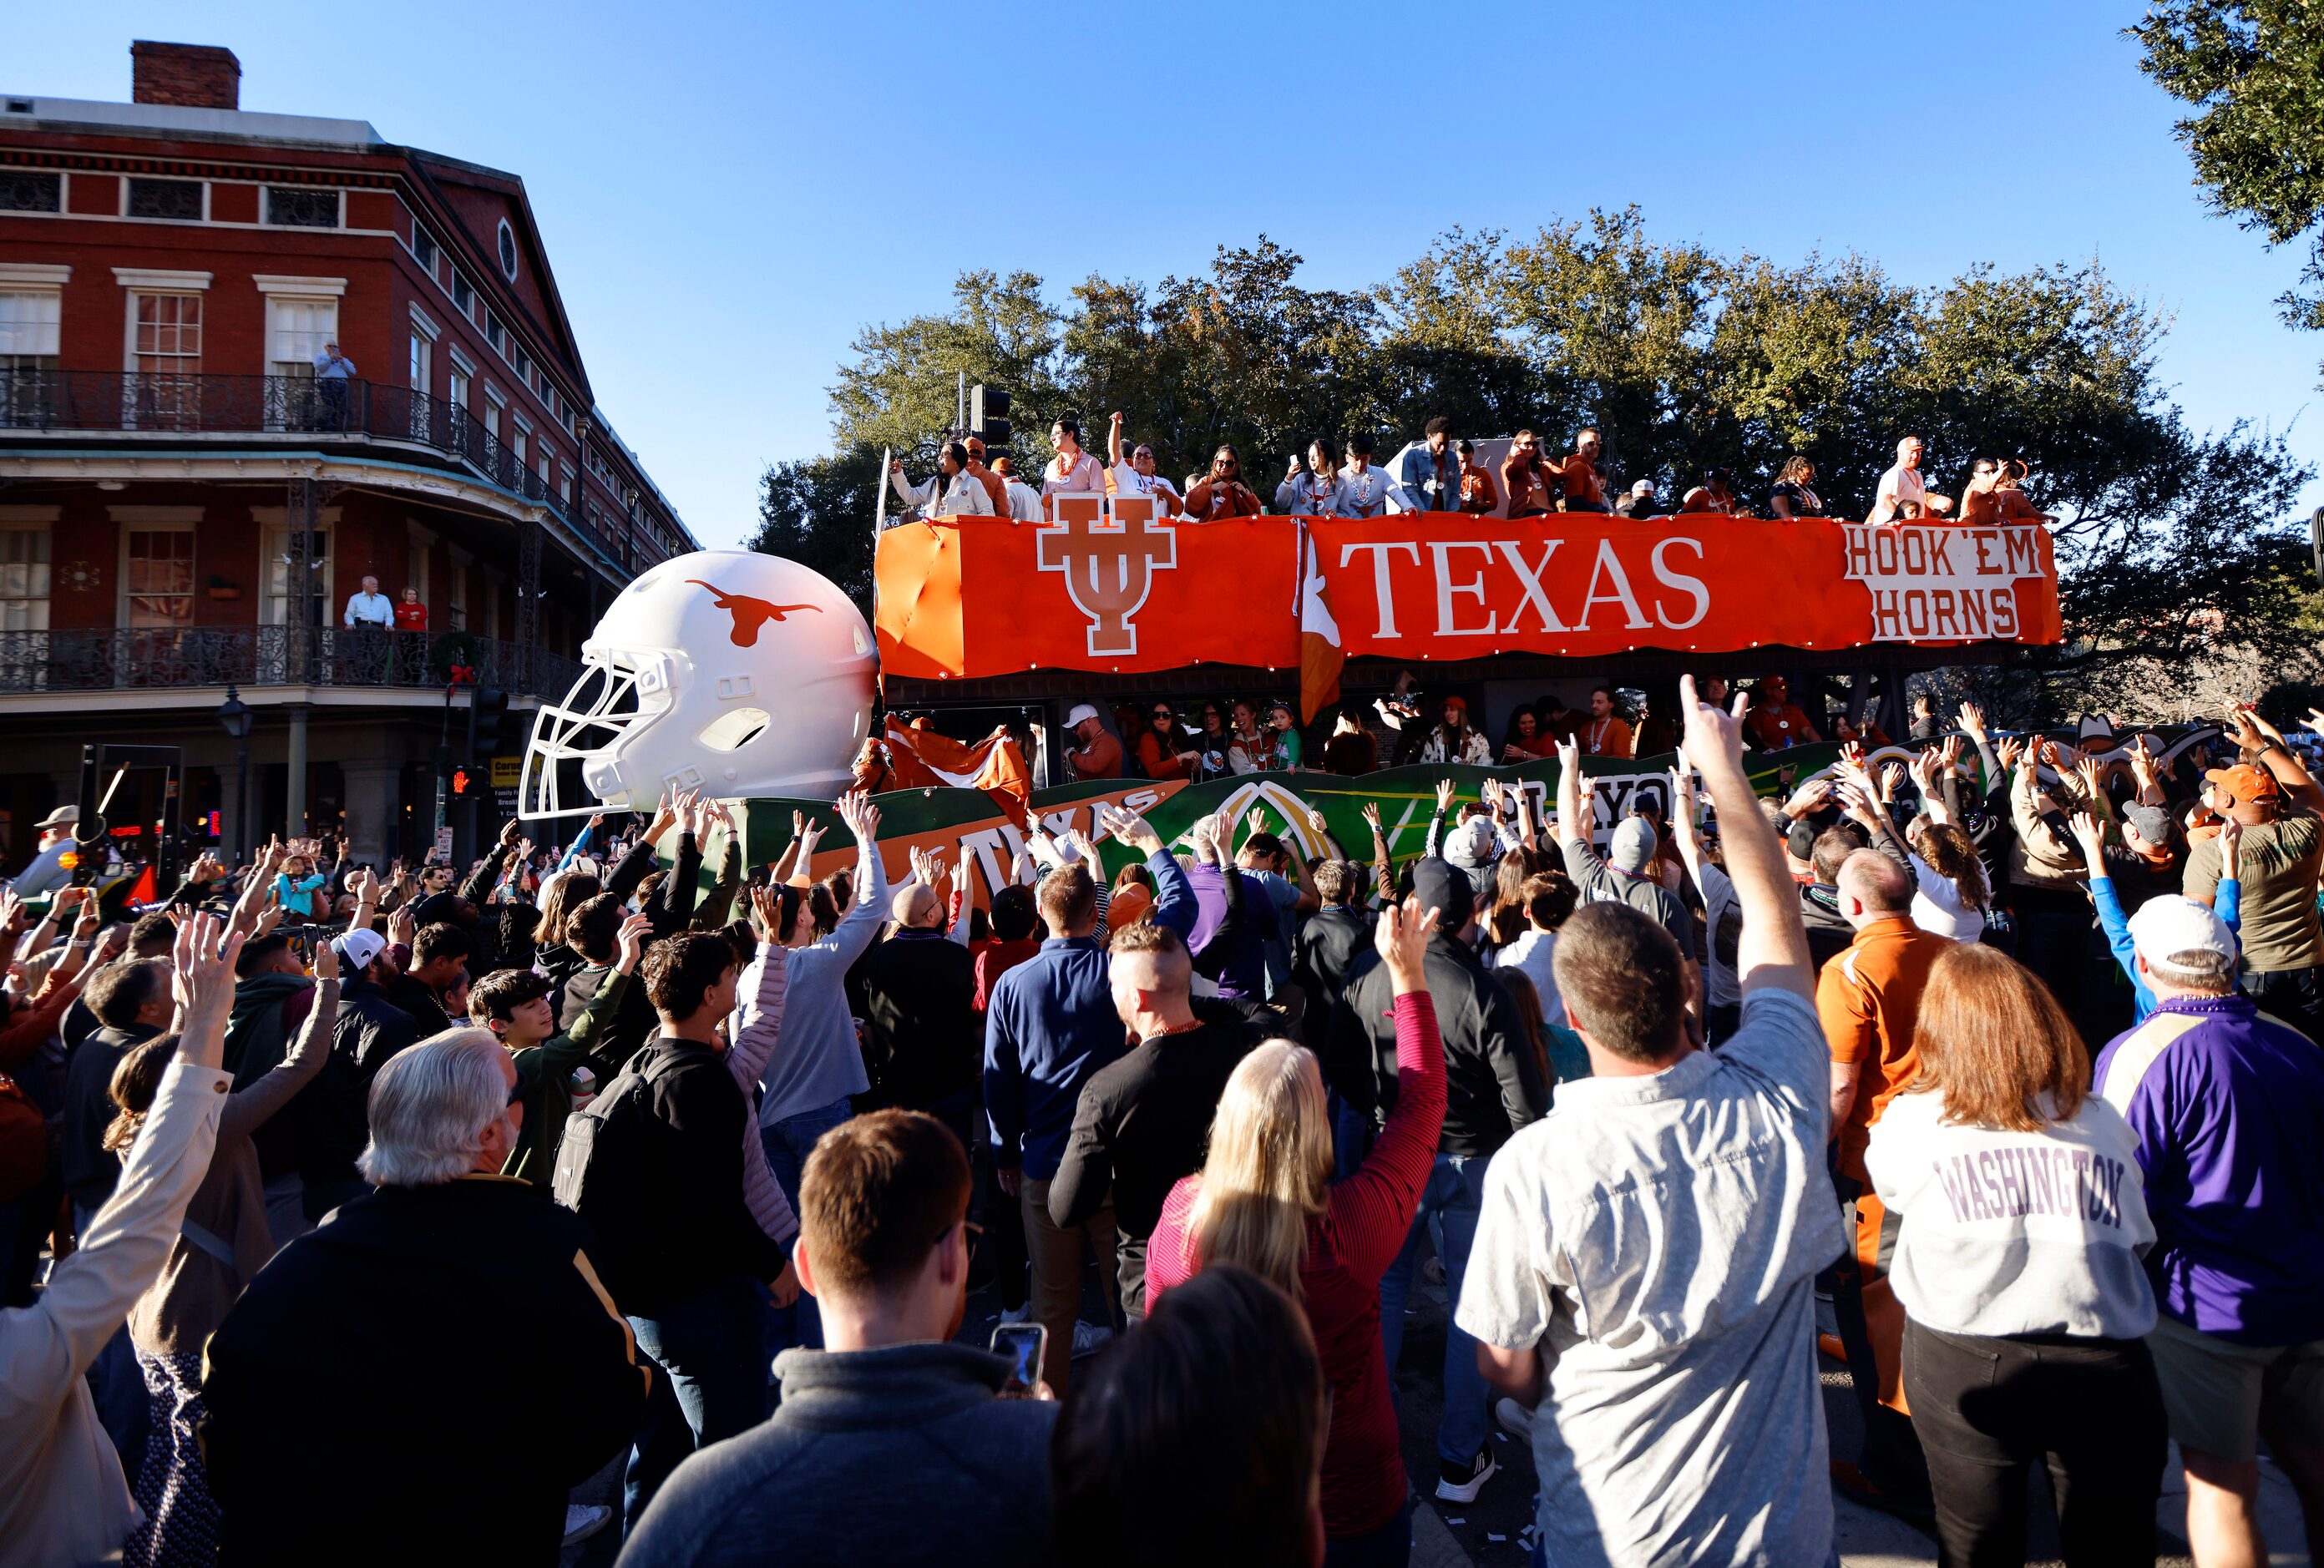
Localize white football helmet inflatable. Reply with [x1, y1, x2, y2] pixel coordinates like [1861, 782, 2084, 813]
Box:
[521, 549, 874, 818]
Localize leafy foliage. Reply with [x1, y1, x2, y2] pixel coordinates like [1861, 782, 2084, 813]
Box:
[2132, 0, 2324, 361]
[756, 214, 2316, 720]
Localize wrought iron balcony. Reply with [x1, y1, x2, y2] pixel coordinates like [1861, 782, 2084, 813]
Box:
[0, 625, 583, 700]
[0, 369, 657, 566]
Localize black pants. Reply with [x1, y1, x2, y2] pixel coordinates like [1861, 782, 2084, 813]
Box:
[1902, 1318, 2166, 1568]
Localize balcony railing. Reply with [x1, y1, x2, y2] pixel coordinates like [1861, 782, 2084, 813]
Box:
[0, 369, 665, 567]
[0, 626, 582, 700]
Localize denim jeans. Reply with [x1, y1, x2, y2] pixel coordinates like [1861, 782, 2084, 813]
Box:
[1378, 1151, 1492, 1466]
[760, 1096, 853, 1358]
[624, 1272, 769, 1531]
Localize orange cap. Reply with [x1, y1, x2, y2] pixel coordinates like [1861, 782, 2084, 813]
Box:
[2205, 763, 2280, 805]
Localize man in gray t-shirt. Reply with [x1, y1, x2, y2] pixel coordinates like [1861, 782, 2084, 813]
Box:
[1463, 692, 1843, 1566]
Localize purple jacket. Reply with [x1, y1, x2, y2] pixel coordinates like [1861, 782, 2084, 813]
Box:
[2094, 993, 2324, 1344]
[1181, 862, 1279, 1001]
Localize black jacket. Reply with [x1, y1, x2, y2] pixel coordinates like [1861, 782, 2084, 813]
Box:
[382, 973, 453, 1039]
[1325, 933, 1545, 1159]
[1290, 903, 1370, 1049]
[624, 1034, 789, 1313]
[201, 1175, 650, 1567]
[305, 976, 422, 1187]
[1051, 1019, 1258, 1242]
[861, 929, 980, 1111]
[61, 1021, 156, 1211]
[1800, 883, 1855, 976]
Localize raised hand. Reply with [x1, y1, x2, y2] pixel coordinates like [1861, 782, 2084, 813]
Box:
[836, 789, 880, 841]
[1375, 893, 1440, 991]
[499, 815, 524, 848]
[1247, 807, 1268, 838]
[615, 911, 654, 974]
[1435, 777, 1456, 812]
[1304, 806, 1329, 836]
[1878, 761, 1906, 802]
[2220, 817, 2243, 880]
[2075, 756, 2106, 802]
[1675, 675, 1747, 775]
[1097, 803, 1163, 856]
[2068, 809, 2107, 865]
[1783, 776, 1834, 818]
[311, 928, 340, 983]
[1360, 801, 1383, 832]
[1996, 735, 2026, 772]
[1957, 701, 1987, 739]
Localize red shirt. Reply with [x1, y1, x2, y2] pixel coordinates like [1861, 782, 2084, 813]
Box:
[970, 936, 1042, 1014]
[1147, 993, 1446, 1539]
[392, 602, 428, 631]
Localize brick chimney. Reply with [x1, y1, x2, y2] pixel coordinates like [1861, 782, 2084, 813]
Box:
[129, 42, 241, 110]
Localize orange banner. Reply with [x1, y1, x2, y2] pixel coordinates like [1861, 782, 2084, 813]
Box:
[874, 507, 2060, 680]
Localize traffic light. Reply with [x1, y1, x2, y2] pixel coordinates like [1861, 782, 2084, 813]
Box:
[970, 384, 1010, 451]
[466, 686, 509, 762]
[450, 765, 478, 797]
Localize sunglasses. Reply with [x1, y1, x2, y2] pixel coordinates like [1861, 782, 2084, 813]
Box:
[1152, 711, 1173, 720]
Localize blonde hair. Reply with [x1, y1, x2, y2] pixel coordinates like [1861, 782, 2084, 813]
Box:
[1189, 1040, 1334, 1298]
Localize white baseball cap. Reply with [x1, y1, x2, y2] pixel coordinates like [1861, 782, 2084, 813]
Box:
[1065, 704, 1101, 728]
[2126, 895, 2236, 969]
[333, 928, 387, 972]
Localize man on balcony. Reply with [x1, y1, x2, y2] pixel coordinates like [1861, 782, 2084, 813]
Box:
[313, 341, 357, 432]
[344, 576, 392, 633]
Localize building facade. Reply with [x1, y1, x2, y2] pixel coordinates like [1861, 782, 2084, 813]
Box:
[0, 42, 696, 874]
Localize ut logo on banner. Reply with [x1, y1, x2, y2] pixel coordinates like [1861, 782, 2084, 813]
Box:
[1035, 495, 1177, 656]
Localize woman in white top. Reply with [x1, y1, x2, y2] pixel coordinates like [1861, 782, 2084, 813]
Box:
[888, 443, 993, 518]
[1837, 750, 1989, 943]
[1106, 412, 1183, 515]
[1276, 439, 1340, 515]
[1865, 943, 2165, 1568]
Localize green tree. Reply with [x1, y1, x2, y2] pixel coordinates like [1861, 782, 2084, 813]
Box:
[758, 215, 2315, 718]
[747, 442, 883, 618]
[2132, 0, 2324, 373]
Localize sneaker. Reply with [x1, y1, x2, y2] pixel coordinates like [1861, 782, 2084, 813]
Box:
[562, 1504, 612, 1547]
[1071, 1320, 1113, 1358]
[1494, 1397, 1533, 1439]
[1435, 1449, 1499, 1504]
[998, 1302, 1033, 1325]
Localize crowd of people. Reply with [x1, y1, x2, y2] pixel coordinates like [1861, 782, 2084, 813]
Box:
[3, 680, 2321, 1567]
[1047, 675, 1870, 786]
[881, 412, 2052, 529]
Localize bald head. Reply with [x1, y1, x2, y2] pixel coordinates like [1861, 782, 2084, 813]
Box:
[1108, 923, 1193, 1032]
[1836, 849, 1913, 926]
[891, 883, 940, 929]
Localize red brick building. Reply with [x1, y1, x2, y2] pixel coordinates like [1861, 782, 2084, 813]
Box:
[0, 41, 697, 873]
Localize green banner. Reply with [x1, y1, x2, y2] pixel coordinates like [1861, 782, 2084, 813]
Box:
[732, 746, 1841, 905]
[722, 721, 2232, 905]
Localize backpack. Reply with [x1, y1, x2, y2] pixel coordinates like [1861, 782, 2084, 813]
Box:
[551, 1046, 687, 1308]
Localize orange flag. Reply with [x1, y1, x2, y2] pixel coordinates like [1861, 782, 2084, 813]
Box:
[879, 717, 1034, 829]
[1297, 520, 1344, 724]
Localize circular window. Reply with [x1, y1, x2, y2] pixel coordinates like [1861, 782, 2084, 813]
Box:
[496, 219, 519, 281]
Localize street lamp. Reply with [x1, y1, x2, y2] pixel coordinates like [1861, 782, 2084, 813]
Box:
[217, 685, 252, 863]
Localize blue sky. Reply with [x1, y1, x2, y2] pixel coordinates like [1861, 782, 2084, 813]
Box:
[19, 1, 2322, 547]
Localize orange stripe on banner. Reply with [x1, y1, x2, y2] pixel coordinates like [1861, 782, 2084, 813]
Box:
[873, 513, 2062, 678]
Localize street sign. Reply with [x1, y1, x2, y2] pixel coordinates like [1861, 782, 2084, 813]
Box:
[433, 826, 454, 862]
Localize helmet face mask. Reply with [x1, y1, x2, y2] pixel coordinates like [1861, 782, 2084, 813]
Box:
[520, 551, 875, 820]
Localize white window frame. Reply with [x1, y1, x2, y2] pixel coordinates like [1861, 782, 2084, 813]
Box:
[0, 505, 58, 635]
[112, 508, 201, 632]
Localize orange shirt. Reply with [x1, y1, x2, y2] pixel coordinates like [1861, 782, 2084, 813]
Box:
[1744, 701, 1817, 750]
[1579, 715, 1632, 757]
[1135, 730, 1189, 781]
[1500, 453, 1549, 514]
[1816, 916, 1950, 1180]
[1556, 453, 1605, 508]
[1108, 882, 1153, 928]
[1184, 478, 1261, 519]
[1068, 728, 1123, 780]
[1997, 488, 2043, 522]
[965, 462, 1008, 517]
